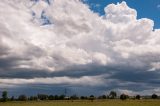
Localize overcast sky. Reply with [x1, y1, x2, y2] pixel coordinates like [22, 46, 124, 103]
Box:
[0, 0, 160, 96]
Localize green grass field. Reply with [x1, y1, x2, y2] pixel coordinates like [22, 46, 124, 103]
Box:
[0, 100, 160, 106]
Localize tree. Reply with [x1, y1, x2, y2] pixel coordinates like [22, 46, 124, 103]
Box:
[109, 91, 117, 99]
[102, 95, 107, 99]
[18, 95, 27, 101]
[80, 96, 88, 100]
[70, 94, 79, 100]
[98, 95, 107, 99]
[89, 95, 95, 102]
[37, 94, 48, 100]
[136, 95, 141, 100]
[2, 91, 8, 102]
[54, 95, 59, 100]
[48, 95, 55, 100]
[152, 94, 158, 99]
[29, 96, 38, 101]
[10, 96, 15, 101]
[120, 94, 128, 100]
[59, 95, 65, 100]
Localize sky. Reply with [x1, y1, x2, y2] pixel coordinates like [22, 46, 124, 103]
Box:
[84, 0, 160, 29]
[0, 0, 160, 97]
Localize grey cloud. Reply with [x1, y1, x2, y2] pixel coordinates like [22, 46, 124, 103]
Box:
[0, 0, 160, 95]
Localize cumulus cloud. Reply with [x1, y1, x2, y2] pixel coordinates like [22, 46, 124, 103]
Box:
[105, 2, 137, 23]
[0, 0, 160, 95]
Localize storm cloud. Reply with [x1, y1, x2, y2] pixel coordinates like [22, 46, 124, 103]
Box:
[0, 0, 160, 96]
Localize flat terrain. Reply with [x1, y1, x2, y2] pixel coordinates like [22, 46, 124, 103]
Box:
[0, 100, 160, 106]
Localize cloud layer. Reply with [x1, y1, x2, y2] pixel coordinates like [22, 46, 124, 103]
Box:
[0, 0, 160, 96]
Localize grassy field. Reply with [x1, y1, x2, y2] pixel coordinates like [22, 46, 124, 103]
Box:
[0, 100, 160, 106]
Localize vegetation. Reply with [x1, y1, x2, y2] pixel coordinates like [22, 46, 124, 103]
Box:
[0, 90, 160, 104]
[18, 95, 27, 101]
[89, 95, 95, 102]
[1, 91, 8, 102]
[109, 91, 117, 99]
[0, 100, 160, 106]
[151, 94, 158, 99]
[135, 95, 141, 100]
[98, 95, 107, 99]
[120, 94, 129, 100]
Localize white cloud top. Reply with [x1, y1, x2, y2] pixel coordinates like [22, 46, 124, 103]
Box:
[0, 0, 160, 95]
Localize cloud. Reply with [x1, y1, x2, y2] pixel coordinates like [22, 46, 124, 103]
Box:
[0, 75, 105, 86]
[149, 62, 160, 71]
[115, 88, 160, 96]
[105, 1, 137, 23]
[0, 0, 160, 95]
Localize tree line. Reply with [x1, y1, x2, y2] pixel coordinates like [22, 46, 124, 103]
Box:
[0, 90, 159, 102]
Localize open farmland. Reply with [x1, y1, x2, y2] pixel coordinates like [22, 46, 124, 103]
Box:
[0, 100, 160, 106]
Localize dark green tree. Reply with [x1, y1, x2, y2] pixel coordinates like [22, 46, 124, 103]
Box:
[152, 94, 158, 99]
[37, 94, 48, 100]
[2, 91, 8, 102]
[102, 95, 107, 99]
[48, 95, 55, 100]
[10, 96, 15, 101]
[80, 96, 87, 100]
[54, 95, 59, 100]
[120, 94, 128, 100]
[98, 95, 107, 99]
[136, 95, 141, 100]
[70, 94, 79, 100]
[89, 95, 95, 102]
[109, 91, 117, 99]
[59, 95, 65, 100]
[18, 94, 27, 101]
[29, 96, 38, 101]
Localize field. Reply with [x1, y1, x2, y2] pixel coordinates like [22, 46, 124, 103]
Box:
[0, 100, 160, 106]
